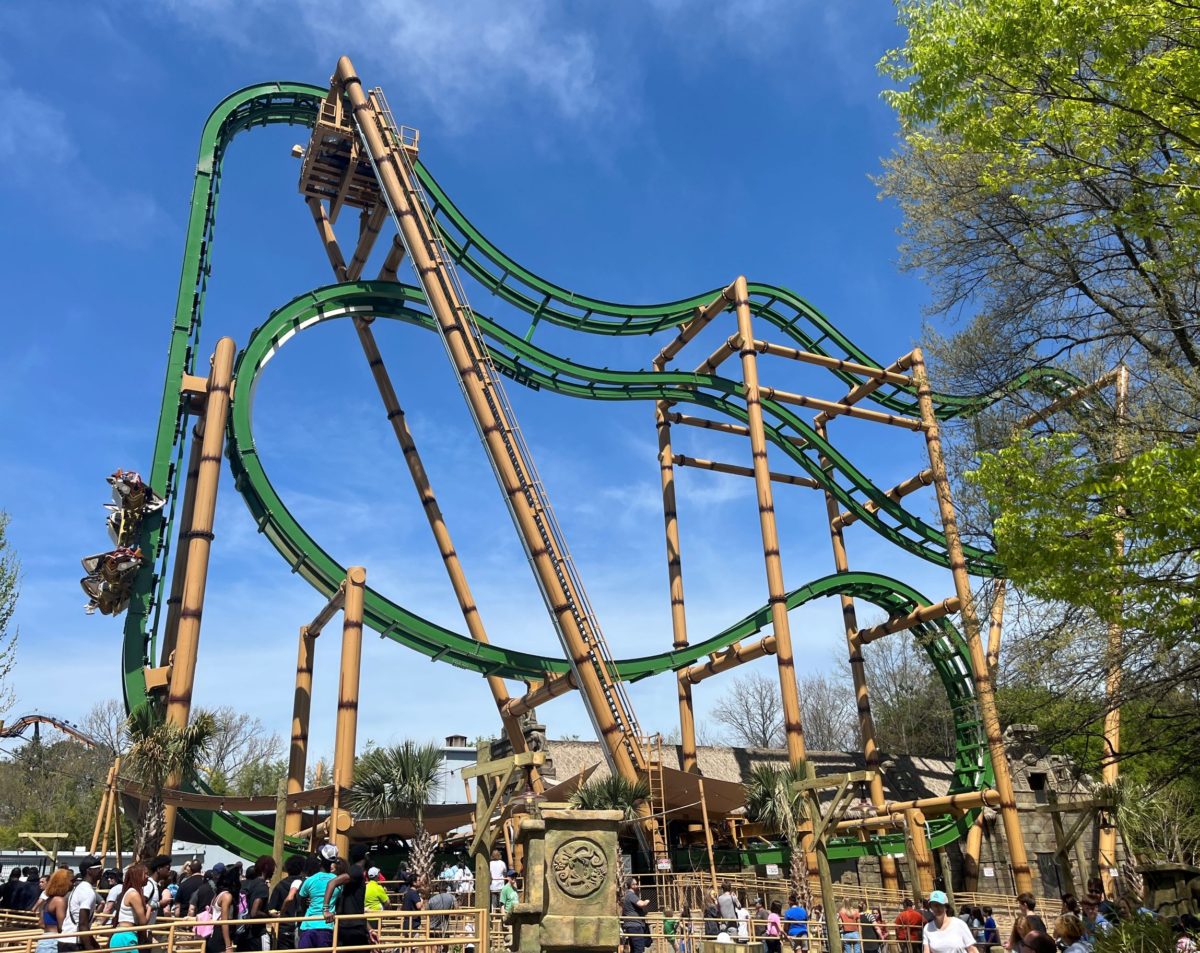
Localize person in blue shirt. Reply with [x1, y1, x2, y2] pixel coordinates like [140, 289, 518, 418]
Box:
[783, 893, 809, 951]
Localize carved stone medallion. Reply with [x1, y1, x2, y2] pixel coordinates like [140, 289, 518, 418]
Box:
[551, 837, 609, 898]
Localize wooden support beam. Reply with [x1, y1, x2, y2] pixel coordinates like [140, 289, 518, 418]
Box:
[652, 282, 737, 367]
[683, 635, 776, 684]
[1018, 366, 1123, 430]
[853, 597, 961, 646]
[666, 412, 809, 449]
[759, 385, 924, 430]
[750, 341, 912, 387]
[693, 334, 741, 375]
[673, 454, 819, 488]
[503, 672, 578, 718]
[830, 469, 934, 530]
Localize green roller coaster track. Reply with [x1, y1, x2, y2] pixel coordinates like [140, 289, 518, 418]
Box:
[120, 82, 1097, 863]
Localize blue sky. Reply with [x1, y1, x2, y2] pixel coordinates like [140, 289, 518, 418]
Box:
[0, 1, 959, 761]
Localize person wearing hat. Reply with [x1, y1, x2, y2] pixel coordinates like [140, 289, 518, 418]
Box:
[60, 856, 103, 951]
[364, 869, 388, 913]
[499, 870, 519, 917]
[922, 891, 978, 953]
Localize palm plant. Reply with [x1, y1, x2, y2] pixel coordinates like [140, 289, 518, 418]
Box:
[745, 762, 812, 907]
[348, 741, 443, 890]
[124, 705, 217, 860]
[569, 775, 651, 823]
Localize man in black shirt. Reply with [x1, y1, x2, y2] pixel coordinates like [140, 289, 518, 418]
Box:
[14, 868, 40, 910]
[190, 864, 222, 918]
[174, 861, 205, 917]
[622, 877, 650, 953]
[322, 845, 372, 949]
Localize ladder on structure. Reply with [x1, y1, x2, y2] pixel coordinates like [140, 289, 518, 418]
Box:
[360, 87, 648, 779]
[642, 734, 669, 866]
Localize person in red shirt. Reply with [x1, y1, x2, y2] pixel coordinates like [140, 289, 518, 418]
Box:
[895, 898, 926, 953]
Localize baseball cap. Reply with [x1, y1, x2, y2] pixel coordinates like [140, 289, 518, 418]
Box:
[367, 867, 381, 878]
[78, 855, 102, 874]
[506, 869, 517, 877]
[149, 855, 172, 871]
[212, 863, 226, 875]
[318, 843, 339, 863]
[929, 890, 949, 906]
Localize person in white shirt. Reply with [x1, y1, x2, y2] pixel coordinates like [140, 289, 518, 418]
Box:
[488, 849, 506, 910]
[736, 905, 751, 941]
[60, 856, 103, 952]
[922, 892, 979, 953]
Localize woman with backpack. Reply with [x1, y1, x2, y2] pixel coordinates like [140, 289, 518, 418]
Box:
[109, 864, 151, 951]
[204, 867, 243, 953]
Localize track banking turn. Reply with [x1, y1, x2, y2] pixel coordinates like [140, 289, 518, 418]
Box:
[125, 82, 1091, 861]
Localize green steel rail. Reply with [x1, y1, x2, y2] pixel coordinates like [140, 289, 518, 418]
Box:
[121, 81, 1094, 860]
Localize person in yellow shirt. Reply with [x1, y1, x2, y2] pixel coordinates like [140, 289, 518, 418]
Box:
[364, 868, 389, 912]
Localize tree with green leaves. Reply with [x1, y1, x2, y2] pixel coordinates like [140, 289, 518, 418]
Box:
[879, 0, 1200, 795]
[744, 764, 811, 907]
[124, 706, 217, 860]
[568, 775, 650, 822]
[349, 741, 443, 890]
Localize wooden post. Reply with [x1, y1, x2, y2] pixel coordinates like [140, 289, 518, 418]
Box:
[161, 337, 237, 852]
[905, 810, 935, 896]
[816, 420, 899, 892]
[1046, 790, 1077, 896]
[911, 347, 1033, 895]
[272, 778, 288, 887]
[697, 777, 718, 891]
[332, 567, 366, 857]
[653, 389, 699, 773]
[160, 425, 204, 667]
[732, 275, 807, 767]
[91, 762, 115, 854]
[937, 849, 956, 908]
[286, 626, 317, 836]
[966, 580, 1008, 891]
[473, 742, 493, 900]
[1099, 364, 1129, 896]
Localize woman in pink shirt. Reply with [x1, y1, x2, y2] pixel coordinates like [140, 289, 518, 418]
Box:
[766, 900, 784, 953]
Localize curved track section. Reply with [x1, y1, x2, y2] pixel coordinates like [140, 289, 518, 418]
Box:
[123, 81, 1086, 859]
[227, 287, 991, 859]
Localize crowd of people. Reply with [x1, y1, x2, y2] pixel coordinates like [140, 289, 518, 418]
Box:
[627, 880, 1200, 953]
[0, 845, 487, 953]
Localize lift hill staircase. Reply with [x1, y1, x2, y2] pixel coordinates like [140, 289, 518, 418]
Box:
[307, 74, 669, 855]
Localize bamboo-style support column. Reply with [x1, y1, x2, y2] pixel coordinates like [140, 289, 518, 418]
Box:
[378, 236, 407, 281]
[906, 809, 936, 896]
[331, 566, 366, 857]
[350, 316, 537, 777]
[816, 419, 898, 890]
[652, 284, 737, 367]
[733, 275, 807, 766]
[751, 341, 914, 388]
[653, 389, 699, 772]
[161, 337, 236, 852]
[830, 468, 933, 531]
[985, 579, 1007, 676]
[306, 198, 349, 280]
[853, 597, 961, 646]
[335, 60, 646, 799]
[285, 625, 318, 835]
[673, 454, 820, 488]
[303, 191, 537, 781]
[683, 634, 776, 684]
[910, 346, 1033, 894]
[666, 412, 811, 449]
[672, 453, 820, 487]
[1018, 366, 1124, 430]
[160, 423, 205, 667]
[1099, 363, 1129, 894]
[693, 335, 741, 375]
[346, 204, 388, 280]
[758, 385, 924, 430]
[964, 579, 1008, 890]
[504, 671, 577, 718]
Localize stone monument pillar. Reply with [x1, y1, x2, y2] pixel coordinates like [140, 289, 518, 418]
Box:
[511, 808, 622, 952]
